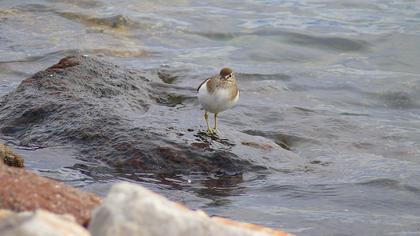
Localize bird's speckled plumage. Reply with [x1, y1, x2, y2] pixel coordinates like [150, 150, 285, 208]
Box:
[197, 68, 239, 134]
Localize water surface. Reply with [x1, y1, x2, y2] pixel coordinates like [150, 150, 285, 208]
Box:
[1, 1, 420, 235]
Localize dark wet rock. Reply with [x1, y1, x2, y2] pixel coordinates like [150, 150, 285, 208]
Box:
[0, 55, 275, 177]
[0, 163, 101, 226]
[309, 160, 331, 166]
[241, 141, 273, 151]
[0, 143, 24, 168]
[158, 70, 178, 84]
[157, 65, 191, 84]
[48, 56, 80, 71]
[243, 130, 293, 151]
[86, 14, 131, 29]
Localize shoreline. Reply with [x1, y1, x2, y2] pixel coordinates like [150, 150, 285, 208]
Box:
[0, 143, 293, 236]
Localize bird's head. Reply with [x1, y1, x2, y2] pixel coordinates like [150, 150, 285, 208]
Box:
[219, 67, 234, 81]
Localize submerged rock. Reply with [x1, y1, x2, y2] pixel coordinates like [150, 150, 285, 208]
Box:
[0, 55, 301, 188]
[0, 210, 90, 236]
[0, 163, 101, 226]
[0, 56, 272, 177]
[89, 182, 293, 236]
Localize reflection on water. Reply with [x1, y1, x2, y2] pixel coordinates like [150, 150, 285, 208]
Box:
[1, 0, 420, 235]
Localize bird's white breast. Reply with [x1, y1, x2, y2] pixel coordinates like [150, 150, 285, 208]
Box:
[197, 80, 239, 114]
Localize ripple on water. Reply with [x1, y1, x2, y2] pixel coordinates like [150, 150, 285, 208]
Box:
[259, 184, 339, 199]
[1, 1, 420, 235]
[191, 29, 370, 53]
[268, 30, 370, 52]
[237, 72, 291, 81]
[56, 12, 132, 32]
[358, 178, 420, 194]
[243, 129, 320, 151]
[378, 90, 418, 109]
[52, 0, 104, 8]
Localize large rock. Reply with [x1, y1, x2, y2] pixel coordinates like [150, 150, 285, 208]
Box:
[88, 182, 293, 236]
[0, 210, 90, 236]
[0, 56, 266, 177]
[0, 56, 300, 180]
[0, 164, 101, 226]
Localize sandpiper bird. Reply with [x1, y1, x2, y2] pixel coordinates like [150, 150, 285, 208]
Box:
[197, 67, 239, 134]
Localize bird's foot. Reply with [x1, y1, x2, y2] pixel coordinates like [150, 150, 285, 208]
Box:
[205, 128, 218, 137]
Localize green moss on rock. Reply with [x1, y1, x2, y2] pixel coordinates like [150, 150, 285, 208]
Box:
[0, 144, 24, 168]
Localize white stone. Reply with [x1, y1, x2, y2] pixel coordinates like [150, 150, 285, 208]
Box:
[0, 209, 14, 220]
[89, 182, 292, 236]
[0, 210, 91, 236]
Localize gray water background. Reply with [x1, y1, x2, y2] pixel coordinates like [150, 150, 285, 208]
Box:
[1, 1, 420, 235]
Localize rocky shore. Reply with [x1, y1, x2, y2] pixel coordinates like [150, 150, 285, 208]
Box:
[0, 145, 292, 236]
[0, 56, 295, 235]
[0, 153, 100, 226]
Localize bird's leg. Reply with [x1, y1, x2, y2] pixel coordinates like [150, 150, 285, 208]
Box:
[204, 111, 210, 131]
[204, 111, 216, 135]
[213, 113, 218, 132]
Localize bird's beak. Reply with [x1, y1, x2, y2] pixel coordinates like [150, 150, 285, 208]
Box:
[222, 74, 231, 80]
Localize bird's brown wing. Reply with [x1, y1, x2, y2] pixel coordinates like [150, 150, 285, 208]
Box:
[197, 78, 210, 92]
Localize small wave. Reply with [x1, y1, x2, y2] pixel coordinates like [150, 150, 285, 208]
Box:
[86, 48, 152, 58]
[192, 32, 237, 41]
[57, 12, 132, 32]
[340, 112, 369, 117]
[378, 91, 418, 109]
[242, 129, 321, 151]
[5, 48, 154, 64]
[216, 29, 370, 52]
[260, 184, 339, 198]
[358, 178, 420, 194]
[53, 0, 103, 8]
[293, 106, 316, 113]
[14, 3, 51, 12]
[287, 34, 368, 52]
[359, 178, 400, 187]
[191, 29, 369, 52]
[237, 72, 291, 81]
[359, 178, 420, 193]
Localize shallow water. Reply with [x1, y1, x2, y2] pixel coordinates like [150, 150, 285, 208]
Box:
[1, 0, 420, 235]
